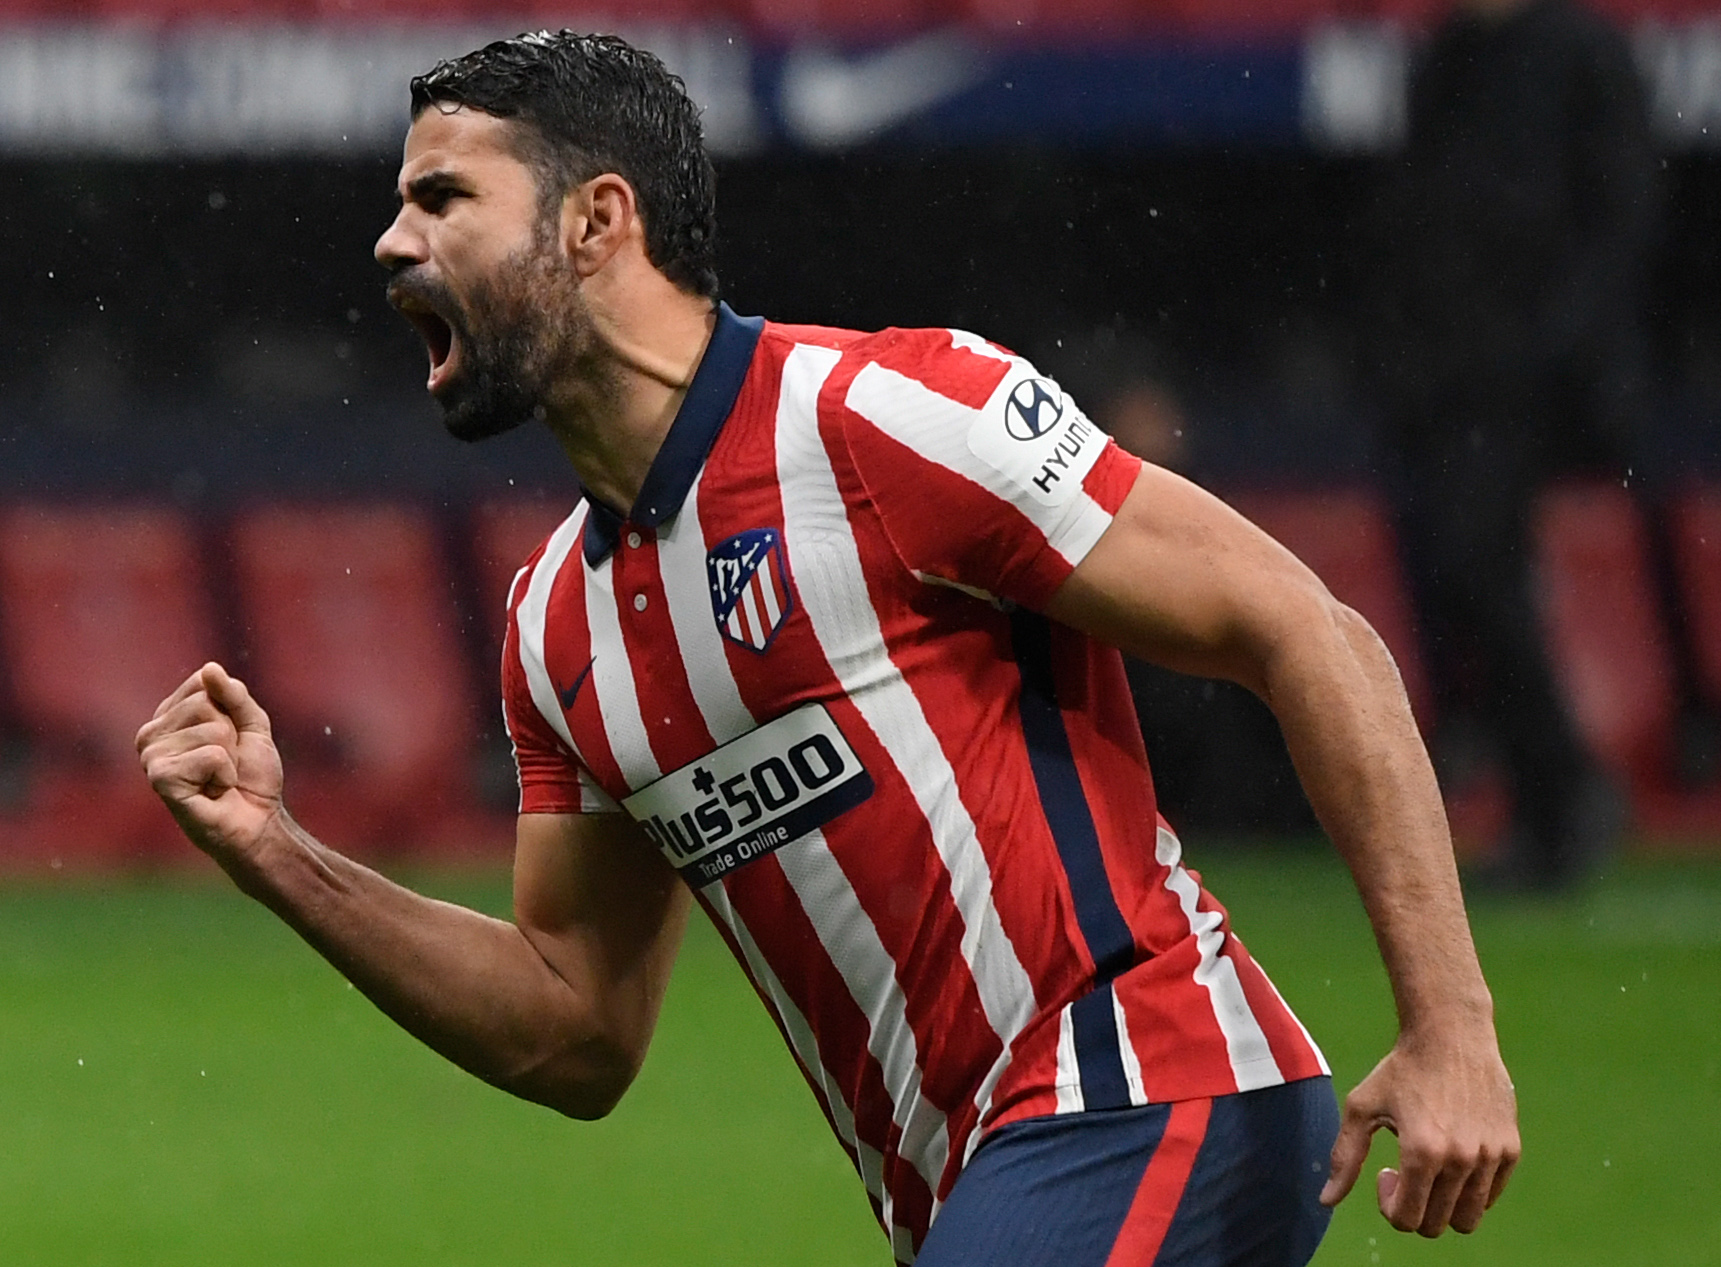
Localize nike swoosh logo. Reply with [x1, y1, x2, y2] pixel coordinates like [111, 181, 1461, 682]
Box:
[780, 30, 989, 148]
[559, 657, 596, 712]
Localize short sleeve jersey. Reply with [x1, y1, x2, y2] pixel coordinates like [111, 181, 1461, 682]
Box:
[501, 306, 1328, 1264]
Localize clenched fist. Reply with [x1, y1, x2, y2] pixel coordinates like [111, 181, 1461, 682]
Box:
[136, 662, 284, 863]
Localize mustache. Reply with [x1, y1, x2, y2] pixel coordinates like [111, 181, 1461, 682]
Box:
[385, 267, 458, 318]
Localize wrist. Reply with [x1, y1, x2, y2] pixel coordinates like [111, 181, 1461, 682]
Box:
[219, 807, 312, 897]
[1397, 988, 1497, 1045]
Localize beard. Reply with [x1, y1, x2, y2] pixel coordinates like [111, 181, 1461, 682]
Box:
[389, 232, 591, 443]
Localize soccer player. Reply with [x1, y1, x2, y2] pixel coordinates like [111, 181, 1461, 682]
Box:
[137, 31, 1519, 1266]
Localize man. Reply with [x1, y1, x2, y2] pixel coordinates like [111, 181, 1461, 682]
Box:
[1364, 0, 1658, 889]
[138, 31, 1518, 1266]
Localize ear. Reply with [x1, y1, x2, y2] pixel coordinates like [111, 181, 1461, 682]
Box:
[561, 173, 641, 280]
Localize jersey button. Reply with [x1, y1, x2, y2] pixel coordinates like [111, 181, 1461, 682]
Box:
[626, 531, 642, 549]
[633, 593, 648, 612]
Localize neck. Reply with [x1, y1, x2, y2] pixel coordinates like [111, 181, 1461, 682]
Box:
[541, 290, 718, 514]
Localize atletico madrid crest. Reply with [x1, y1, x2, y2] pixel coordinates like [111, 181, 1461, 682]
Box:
[708, 528, 794, 652]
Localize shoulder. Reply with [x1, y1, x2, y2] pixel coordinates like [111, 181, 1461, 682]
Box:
[759, 320, 1024, 412]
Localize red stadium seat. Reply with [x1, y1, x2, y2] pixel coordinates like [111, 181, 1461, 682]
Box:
[1669, 481, 1721, 708]
[468, 496, 575, 653]
[83, 0, 312, 18]
[1226, 487, 1433, 727]
[309, 0, 478, 18]
[1532, 482, 1679, 792]
[512, 0, 745, 24]
[311, 0, 736, 19]
[226, 502, 489, 853]
[0, 0, 98, 16]
[0, 503, 217, 869]
[957, 0, 1155, 41]
[740, 0, 953, 38]
[1153, 0, 1441, 37]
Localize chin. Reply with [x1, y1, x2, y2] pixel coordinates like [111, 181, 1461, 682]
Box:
[439, 399, 532, 443]
[428, 367, 536, 442]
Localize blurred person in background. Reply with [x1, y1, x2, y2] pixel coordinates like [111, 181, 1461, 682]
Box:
[1363, 0, 1660, 892]
[140, 30, 1520, 1266]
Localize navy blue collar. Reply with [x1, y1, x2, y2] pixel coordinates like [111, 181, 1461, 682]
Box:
[581, 302, 765, 566]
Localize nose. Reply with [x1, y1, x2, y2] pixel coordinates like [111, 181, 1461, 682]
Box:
[375, 206, 426, 273]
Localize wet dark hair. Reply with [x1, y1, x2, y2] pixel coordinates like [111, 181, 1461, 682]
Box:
[410, 30, 719, 300]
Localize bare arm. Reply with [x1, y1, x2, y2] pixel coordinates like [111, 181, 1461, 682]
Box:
[1044, 464, 1519, 1238]
[136, 663, 690, 1119]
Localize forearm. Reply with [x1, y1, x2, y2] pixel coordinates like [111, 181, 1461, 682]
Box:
[1260, 600, 1492, 1034]
[222, 811, 634, 1117]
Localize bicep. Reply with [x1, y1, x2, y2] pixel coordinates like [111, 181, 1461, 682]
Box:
[513, 812, 691, 1047]
[1043, 464, 1341, 694]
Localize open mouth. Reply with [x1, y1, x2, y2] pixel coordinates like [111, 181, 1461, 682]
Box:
[390, 288, 460, 392]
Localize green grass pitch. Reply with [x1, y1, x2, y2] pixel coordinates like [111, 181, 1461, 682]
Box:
[1, 846, 1717, 1266]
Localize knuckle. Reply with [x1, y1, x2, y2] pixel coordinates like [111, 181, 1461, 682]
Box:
[1397, 1142, 1433, 1172]
[1440, 1143, 1475, 1174]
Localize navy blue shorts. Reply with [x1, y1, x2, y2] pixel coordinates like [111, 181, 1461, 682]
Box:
[913, 1077, 1338, 1267]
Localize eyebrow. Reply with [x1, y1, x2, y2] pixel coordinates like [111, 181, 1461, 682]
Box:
[397, 169, 469, 208]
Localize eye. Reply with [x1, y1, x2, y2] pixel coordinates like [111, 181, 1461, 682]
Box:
[409, 180, 469, 216]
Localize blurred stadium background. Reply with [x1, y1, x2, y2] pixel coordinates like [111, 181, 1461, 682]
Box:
[1, 0, 1719, 1263]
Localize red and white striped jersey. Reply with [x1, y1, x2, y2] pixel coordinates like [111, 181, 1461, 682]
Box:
[501, 305, 1328, 1263]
